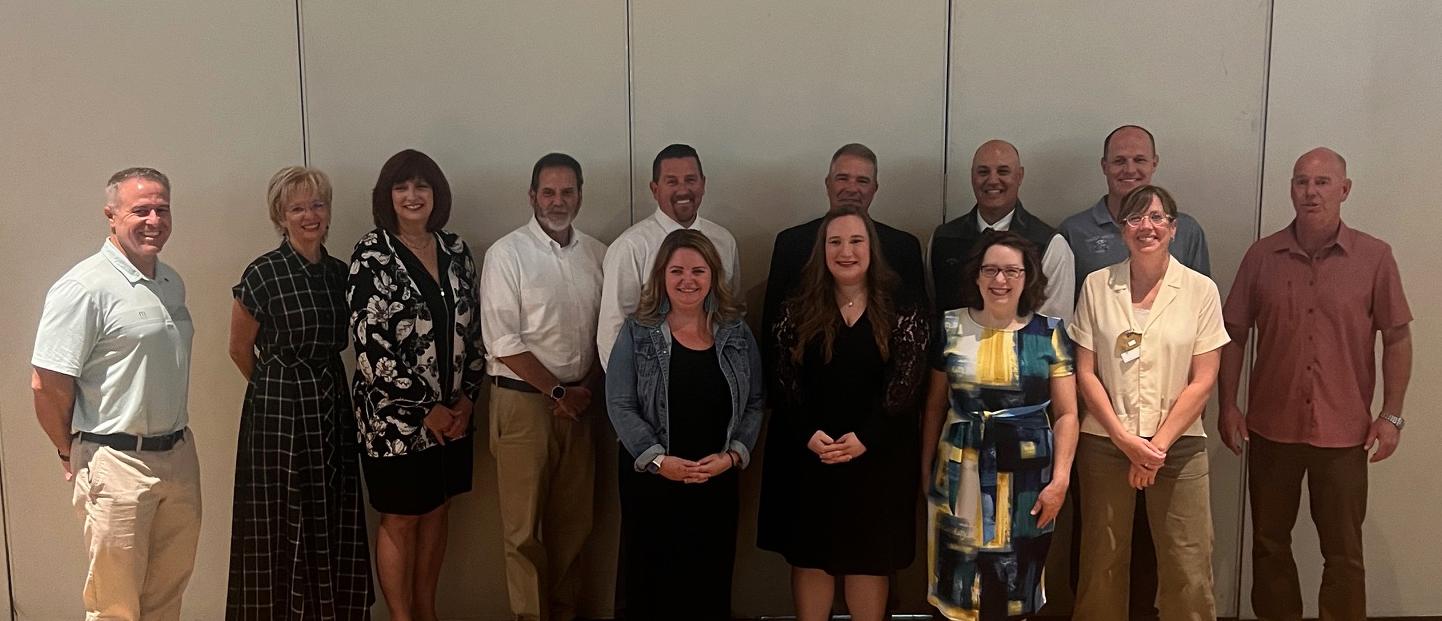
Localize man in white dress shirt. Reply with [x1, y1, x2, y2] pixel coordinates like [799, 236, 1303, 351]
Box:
[596, 143, 740, 369]
[480, 153, 607, 621]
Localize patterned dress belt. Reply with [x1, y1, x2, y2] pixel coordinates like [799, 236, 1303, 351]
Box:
[76, 428, 187, 451]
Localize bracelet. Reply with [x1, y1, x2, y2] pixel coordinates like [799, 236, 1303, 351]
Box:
[726, 451, 737, 468]
[58, 450, 70, 462]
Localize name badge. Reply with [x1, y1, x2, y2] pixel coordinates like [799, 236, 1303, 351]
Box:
[1116, 330, 1142, 363]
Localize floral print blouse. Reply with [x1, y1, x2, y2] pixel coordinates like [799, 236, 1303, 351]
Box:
[347, 228, 484, 457]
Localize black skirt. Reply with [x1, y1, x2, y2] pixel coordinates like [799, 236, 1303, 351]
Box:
[361, 435, 474, 516]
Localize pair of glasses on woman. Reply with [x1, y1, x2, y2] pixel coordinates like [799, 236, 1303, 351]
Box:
[1122, 213, 1176, 228]
[980, 266, 1025, 280]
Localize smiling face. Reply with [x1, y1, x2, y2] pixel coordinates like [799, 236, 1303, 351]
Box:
[281, 187, 330, 246]
[971, 141, 1024, 219]
[976, 243, 1026, 313]
[1122, 195, 1176, 257]
[1102, 127, 1158, 201]
[105, 176, 172, 269]
[650, 156, 705, 226]
[824, 214, 871, 286]
[663, 246, 712, 312]
[825, 154, 878, 213]
[530, 166, 582, 235]
[391, 177, 434, 232]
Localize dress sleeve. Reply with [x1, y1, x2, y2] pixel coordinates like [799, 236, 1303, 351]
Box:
[769, 302, 804, 413]
[1049, 317, 1077, 377]
[882, 302, 931, 418]
[232, 259, 271, 321]
[457, 243, 486, 401]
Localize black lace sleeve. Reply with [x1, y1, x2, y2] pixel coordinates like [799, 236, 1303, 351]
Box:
[882, 300, 931, 418]
[768, 301, 803, 412]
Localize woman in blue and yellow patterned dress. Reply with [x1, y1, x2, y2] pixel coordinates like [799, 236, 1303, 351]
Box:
[920, 230, 1079, 620]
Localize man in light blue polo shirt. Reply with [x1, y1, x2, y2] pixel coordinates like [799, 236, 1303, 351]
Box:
[31, 167, 201, 621]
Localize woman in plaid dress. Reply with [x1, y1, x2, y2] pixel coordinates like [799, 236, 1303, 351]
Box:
[226, 167, 374, 620]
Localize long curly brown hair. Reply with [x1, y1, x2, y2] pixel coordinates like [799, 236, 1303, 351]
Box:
[787, 208, 900, 364]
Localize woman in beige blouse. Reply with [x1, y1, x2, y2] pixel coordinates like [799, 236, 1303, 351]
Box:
[1067, 185, 1229, 621]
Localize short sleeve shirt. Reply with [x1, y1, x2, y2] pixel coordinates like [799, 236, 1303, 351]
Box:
[1222, 222, 1411, 447]
[1068, 256, 1229, 438]
[32, 241, 193, 435]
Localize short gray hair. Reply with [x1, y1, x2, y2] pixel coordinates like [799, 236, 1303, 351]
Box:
[105, 167, 170, 206]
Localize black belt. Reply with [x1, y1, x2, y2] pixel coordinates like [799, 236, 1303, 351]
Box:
[77, 428, 186, 452]
[492, 376, 582, 395]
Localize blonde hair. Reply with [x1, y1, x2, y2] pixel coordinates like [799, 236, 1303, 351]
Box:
[634, 229, 743, 327]
[266, 166, 333, 236]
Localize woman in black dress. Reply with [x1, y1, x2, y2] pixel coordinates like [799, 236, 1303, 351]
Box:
[759, 208, 930, 621]
[348, 150, 484, 621]
[226, 166, 373, 619]
[605, 229, 765, 621]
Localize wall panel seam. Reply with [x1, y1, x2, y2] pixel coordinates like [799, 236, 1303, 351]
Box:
[940, 0, 954, 223]
[625, 0, 635, 225]
[295, 0, 311, 165]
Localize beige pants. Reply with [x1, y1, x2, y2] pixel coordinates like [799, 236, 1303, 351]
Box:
[489, 386, 596, 621]
[1074, 434, 1215, 621]
[70, 430, 203, 621]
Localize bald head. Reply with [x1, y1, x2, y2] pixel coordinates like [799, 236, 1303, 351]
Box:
[1295, 147, 1347, 175]
[971, 139, 1025, 221]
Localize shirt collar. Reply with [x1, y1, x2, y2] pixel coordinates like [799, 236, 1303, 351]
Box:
[1274, 220, 1356, 257]
[1109, 255, 1185, 291]
[525, 214, 575, 250]
[651, 208, 691, 234]
[278, 238, 330, 274]
[975, 205, 1017, 232]
[1088, 196, 1117, 227]
[102, 238, 151, 284]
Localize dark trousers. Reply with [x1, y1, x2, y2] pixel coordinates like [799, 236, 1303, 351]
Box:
[1249, 435, 1368, 621]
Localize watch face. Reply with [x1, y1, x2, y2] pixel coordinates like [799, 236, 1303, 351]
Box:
[550, 385, 565, 400]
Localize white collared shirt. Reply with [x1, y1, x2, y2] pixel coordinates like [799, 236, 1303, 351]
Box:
[977, 209, 1076, 322]
[32, 240, 193, 435]
[596, 208, 741, 370]
[480, 216, 607, 383]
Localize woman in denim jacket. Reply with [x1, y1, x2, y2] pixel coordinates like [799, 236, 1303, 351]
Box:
[605, 229, 763, 621]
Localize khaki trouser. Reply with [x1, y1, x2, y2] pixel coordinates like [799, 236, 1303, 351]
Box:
[70, 430, 203, 621]
[1074, 434, 1215, 621]
[1248, 435, 1368, 621]
[489, 386, 596, 621]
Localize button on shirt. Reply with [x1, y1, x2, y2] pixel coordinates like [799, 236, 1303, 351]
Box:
[32, 241, 193, 435]
[597, 209, 741, 370]
[1058, 197, 1211, 301]
[480, 217, 608, 383]
[1068, 256, 1229, 438]
[1222, 222, 1411, 448]
[973, 209, 1077, 322]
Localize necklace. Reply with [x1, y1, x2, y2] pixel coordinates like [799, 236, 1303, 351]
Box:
[836, 289, 866, 309]
[398, 232, 434, 252]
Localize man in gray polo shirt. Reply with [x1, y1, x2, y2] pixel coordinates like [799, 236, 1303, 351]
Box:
[1058, 124, 1211, 298]
[31, 167, 201, 621]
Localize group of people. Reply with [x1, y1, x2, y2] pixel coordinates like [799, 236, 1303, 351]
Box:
[29, 124, 1410, 621]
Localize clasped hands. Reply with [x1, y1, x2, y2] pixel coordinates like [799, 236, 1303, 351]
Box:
[657, 451, 737, 484]
[422, 396, 474, 444]
[1114, 433, 1166, 490]
[808, 430, 866, 465]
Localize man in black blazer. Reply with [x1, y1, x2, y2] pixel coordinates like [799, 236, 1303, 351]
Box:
[760, 143, 927, 366]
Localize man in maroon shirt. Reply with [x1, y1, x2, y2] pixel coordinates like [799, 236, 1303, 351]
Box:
[1218, 147, 1412, 621]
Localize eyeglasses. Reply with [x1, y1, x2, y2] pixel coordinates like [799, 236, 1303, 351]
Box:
[979, 265, 1025, 280]
[1123, 213, 1175, 228]
[286, 200, 329, 215]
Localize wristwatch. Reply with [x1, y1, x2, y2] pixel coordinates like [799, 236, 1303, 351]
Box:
[549, 384, 566, 401]
[647, 454, 666, 473]
[1380, 413, 1405, 431]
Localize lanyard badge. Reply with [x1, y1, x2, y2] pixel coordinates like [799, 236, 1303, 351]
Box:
[1116, 330, 1142, 363]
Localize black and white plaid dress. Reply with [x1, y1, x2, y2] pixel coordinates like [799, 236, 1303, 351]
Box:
[227, 241, 374, 620]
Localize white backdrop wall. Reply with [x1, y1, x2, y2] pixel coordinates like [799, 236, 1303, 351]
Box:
[0, 1, 1436, 619]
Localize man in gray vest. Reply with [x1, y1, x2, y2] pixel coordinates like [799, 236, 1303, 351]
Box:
[929, 139, 1074, 318]
[32, 167, 201, 620]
